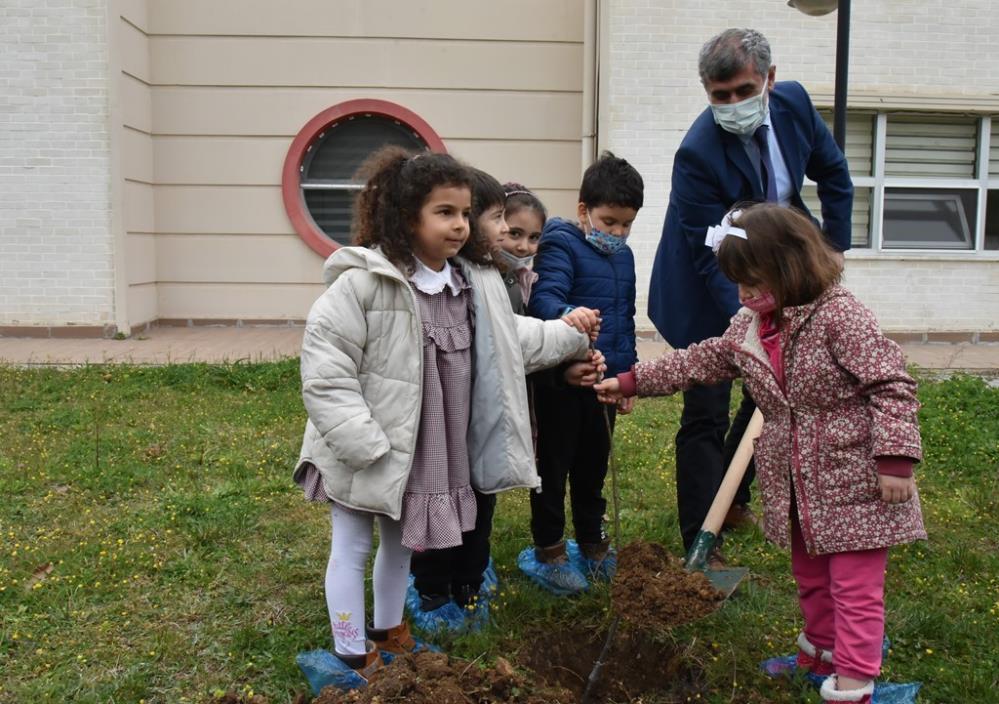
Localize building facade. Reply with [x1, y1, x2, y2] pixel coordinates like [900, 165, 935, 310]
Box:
[2, 0, 997, 339]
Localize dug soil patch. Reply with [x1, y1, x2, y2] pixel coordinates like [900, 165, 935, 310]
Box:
[311, 651, 574, 704]
[518, 625, 705, 703]
[612, 540, 724, 629]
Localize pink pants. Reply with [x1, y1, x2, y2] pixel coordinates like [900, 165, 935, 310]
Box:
[791, 512, 888, 681]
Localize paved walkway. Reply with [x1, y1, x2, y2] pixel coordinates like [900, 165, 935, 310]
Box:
[1, 326, 998, 371]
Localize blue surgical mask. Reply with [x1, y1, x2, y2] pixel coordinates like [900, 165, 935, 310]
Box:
[710, 89, 769, 136]
[585, 215, 629, 256]
[497, 248, 534, 271]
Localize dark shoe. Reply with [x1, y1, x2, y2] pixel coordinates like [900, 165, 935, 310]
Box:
[419, 592, 451, 612]
[573, 538, 618, 581]
[722, 503, 760, 531]
[707, 546, 726, 569]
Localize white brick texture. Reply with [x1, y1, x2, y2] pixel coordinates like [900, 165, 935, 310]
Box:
[0, 0, 114, 326]
[605, 0, 999, 333]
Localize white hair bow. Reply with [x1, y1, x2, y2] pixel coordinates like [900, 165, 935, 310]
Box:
[704, 209, 748, 252]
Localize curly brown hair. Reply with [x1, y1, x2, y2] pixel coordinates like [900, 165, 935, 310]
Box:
[717, 202, 843, 316]
[352, 146, 489, 270]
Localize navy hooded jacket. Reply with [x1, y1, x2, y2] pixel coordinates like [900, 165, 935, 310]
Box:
[528, 217, 637, 377]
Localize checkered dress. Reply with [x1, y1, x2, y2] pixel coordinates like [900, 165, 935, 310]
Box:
[400, 272, 477, 551]
[297, 265, 477, 552]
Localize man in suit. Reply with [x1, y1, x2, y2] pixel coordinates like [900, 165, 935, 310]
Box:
[648, 28, 853, 557]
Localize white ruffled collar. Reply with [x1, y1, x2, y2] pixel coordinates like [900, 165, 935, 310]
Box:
[409, 258, 463, 296]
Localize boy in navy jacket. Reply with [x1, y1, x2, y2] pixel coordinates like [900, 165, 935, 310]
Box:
[518, 152, 643, 595]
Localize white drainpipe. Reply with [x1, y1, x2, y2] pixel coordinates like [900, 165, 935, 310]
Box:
[581, 0, 598, 170]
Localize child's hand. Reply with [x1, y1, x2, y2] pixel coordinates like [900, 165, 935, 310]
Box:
[593, 378, 623, 405]
[561, 307, 601, 340]
[616, 397, 635, 415]
[879, 474, 915, 504]
[564, 349, 607, 387]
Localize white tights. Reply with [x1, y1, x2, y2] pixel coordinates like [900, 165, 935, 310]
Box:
[325, 503, 413, 655]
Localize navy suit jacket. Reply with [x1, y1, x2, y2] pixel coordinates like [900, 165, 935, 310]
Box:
[648, 81, 853, 349]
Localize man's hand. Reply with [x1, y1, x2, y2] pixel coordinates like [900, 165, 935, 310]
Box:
[561, 307, 601, 340]
[879, 474, 915, 504]
[564, 349, 607, 387]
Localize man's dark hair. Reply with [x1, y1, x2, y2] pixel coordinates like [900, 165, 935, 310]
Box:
[699, 28, 771, 86]
[578, 151, 644, 211]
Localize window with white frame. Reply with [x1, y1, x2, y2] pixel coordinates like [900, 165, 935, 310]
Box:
[803, 111, 998, 253]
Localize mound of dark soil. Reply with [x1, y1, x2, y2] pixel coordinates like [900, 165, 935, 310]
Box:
[311, 651, 573, 704]
[611, 540, 724, 629]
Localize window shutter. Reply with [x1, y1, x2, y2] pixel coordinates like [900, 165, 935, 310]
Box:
[818, 111, 874, 177]
[801, 185, 871, 248]
[989, 119, 999, 179]
[885, 115, 977, 178]
[300, 115, 426, 244]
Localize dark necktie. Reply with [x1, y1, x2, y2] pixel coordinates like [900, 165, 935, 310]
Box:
[754, 125, 779, 203]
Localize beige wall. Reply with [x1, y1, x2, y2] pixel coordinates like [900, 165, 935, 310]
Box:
[115, 0, 156, 328]
[123, 0, 585, 322]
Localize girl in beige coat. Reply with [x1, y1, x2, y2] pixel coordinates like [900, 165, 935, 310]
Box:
[294, 147, 596, 689]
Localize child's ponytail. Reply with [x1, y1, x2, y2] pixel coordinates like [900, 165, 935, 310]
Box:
[352, 146, 474, 270]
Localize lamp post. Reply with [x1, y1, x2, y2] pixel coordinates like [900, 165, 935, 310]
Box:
[787, 0, 851, 152]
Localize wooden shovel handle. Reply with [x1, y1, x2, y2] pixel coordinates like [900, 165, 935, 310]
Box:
[700, 408, 764, 536]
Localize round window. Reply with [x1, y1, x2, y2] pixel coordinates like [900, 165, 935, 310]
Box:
[282, 99, 446, 257]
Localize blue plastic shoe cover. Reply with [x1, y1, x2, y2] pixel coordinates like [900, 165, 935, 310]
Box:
[567, 539, 617, 581]
[516, 545, 589, 595]
[296, 648, 369, 695]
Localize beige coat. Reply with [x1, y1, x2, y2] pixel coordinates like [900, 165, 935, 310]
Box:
[294, 246, 589, 520]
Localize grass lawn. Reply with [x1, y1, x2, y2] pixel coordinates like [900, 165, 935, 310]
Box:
[1, 362, 997, 703]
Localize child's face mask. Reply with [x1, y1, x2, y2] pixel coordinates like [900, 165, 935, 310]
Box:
[742, 291, 777, 314]
[585, 214, 629, 256]
[496, 248, 534, 271]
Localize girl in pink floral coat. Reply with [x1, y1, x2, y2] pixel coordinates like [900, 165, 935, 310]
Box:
[595, 203, 925, 704]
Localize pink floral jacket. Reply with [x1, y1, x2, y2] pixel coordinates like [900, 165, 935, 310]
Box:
[634, 285, 926, 555]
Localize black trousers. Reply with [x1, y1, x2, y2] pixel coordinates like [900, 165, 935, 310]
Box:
[410, 488, 496, 597]
[530, 384, 616, 548]
[675, 381, 756, 551]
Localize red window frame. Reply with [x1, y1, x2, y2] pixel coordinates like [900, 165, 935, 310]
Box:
[282, 99, 447, 258]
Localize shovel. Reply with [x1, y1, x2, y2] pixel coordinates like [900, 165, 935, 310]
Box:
[683, 407, 764, 598]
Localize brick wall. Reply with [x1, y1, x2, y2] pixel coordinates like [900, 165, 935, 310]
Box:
[604, 0, 999, 333]
[0, 0, 114, 327]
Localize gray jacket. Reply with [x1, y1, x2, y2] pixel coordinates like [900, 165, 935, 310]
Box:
[295, 246, 589, 519]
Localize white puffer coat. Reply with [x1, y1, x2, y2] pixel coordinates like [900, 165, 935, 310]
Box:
[294, 246, 590, 520]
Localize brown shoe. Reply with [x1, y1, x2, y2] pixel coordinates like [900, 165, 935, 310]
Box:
[535, 540, 569, 564]
[335, 639, 384, 680]
[722, 503, 760, 531]
[367, 621, 416, 655]
[578, 537, 611, 561]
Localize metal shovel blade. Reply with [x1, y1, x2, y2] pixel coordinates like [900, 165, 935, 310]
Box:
[704, 565, 749, 598]
[685, 528, 748, 600]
